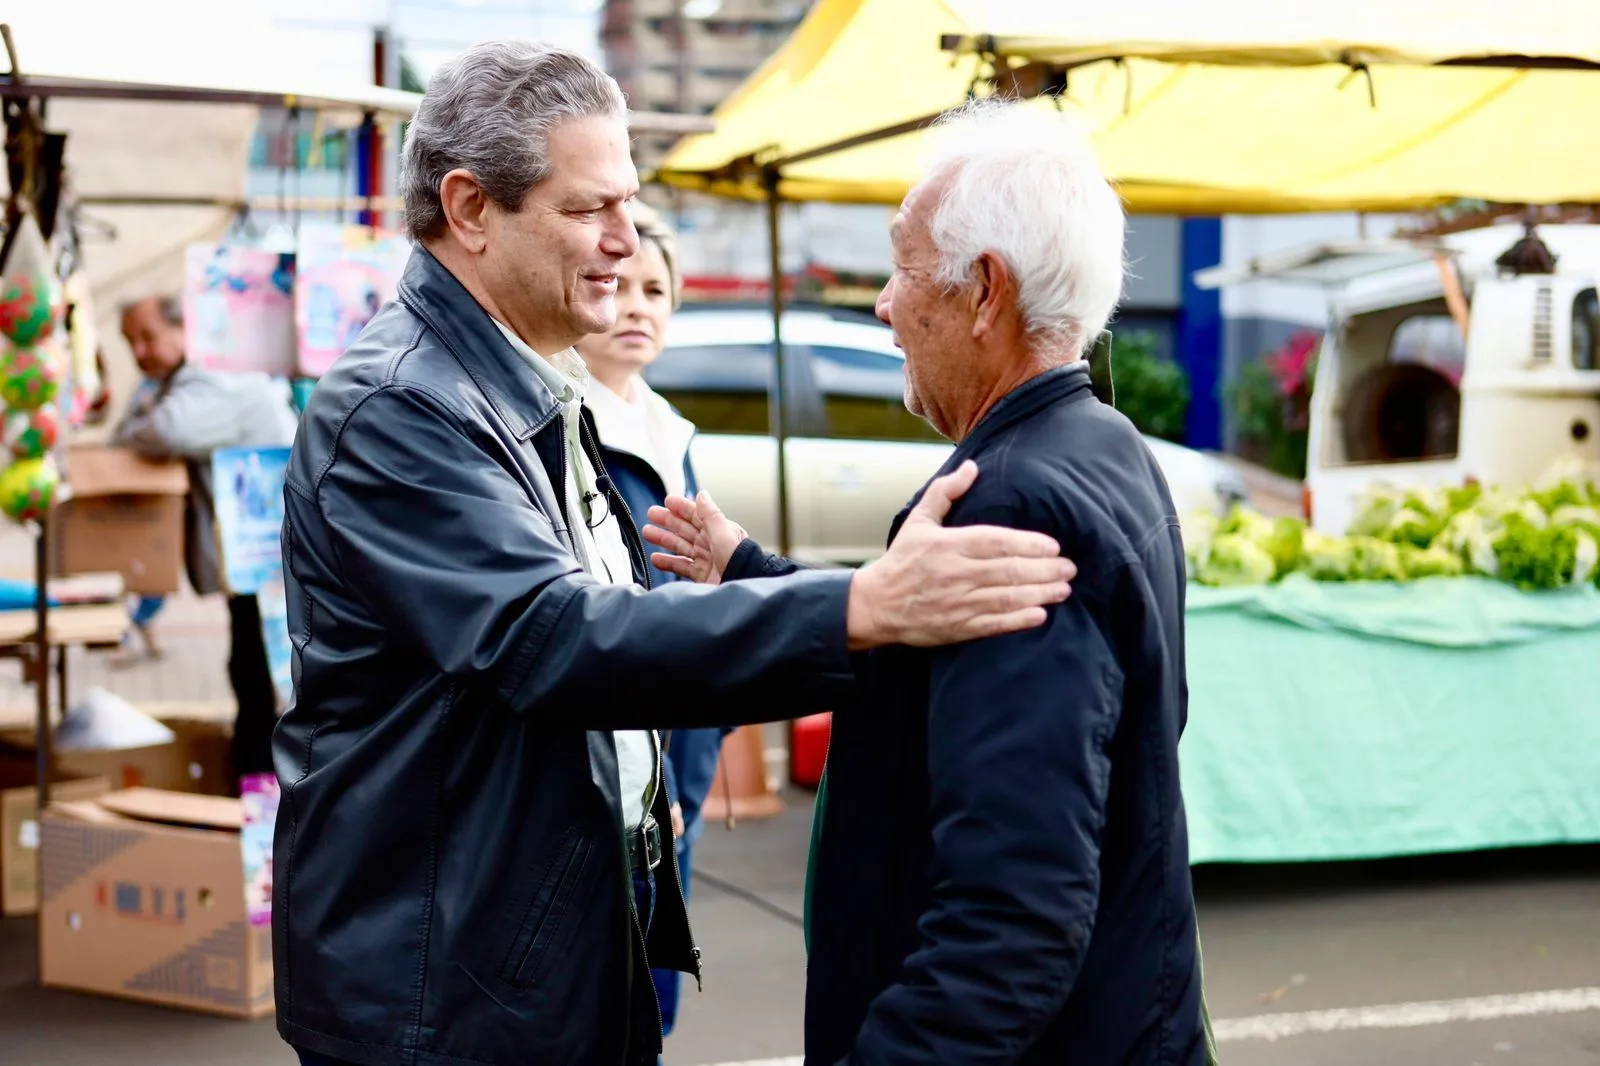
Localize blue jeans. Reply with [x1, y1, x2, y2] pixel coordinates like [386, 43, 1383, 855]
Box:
[634, 868, 656, 932]
[652, 727, 726, 1036]
[130, 595, 165, 627]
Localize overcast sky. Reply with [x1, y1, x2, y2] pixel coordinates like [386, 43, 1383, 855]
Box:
[266, 0, 602, 82]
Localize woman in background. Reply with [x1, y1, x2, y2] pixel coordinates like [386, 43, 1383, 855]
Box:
[576, 198, 728, 1043]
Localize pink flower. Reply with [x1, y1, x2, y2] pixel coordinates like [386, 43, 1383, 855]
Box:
[1265, 330, 1320, 398]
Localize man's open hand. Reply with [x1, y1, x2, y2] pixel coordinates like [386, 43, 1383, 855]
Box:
[846, 460, 1075, 649]
[643, 490, 747, 585]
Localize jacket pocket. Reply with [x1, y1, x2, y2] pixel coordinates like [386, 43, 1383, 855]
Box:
[499, 827, 598, 988]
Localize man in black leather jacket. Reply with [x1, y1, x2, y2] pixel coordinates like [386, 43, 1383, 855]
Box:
[271, 43, 1078, 1066]
[646, 100, 1213, 1064]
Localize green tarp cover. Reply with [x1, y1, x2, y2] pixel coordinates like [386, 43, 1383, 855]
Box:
[1181, 576, 1600, 863]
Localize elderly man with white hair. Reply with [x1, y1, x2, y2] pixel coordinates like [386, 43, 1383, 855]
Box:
[648, 99, 1213, 1064]
[270, 43, 1082, 1066]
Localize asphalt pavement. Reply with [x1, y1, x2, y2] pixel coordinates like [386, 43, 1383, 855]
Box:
[4, 787, 1598, 1066]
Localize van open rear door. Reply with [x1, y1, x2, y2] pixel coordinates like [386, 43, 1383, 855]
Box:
[1195, 238, 1468, 534]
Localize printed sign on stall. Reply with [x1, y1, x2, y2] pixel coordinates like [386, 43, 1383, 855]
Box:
[210, 446, 291, 596]
[184, 245, 297, 377]
[294, 222, 411, 378]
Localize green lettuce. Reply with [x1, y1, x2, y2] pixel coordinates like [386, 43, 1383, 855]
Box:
[1196, 533, 1276, 587]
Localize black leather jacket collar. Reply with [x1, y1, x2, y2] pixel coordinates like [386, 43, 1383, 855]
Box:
[396, 242, 563, 441]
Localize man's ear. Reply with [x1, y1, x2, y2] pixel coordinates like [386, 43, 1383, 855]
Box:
[968, 251, 1011, 339]
[438, 169, 491, 254]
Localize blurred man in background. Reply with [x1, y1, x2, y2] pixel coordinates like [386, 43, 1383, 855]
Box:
[113, 295, 299, 786]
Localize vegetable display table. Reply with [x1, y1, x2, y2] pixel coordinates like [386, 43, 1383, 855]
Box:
[1181, 575, 1600, 864]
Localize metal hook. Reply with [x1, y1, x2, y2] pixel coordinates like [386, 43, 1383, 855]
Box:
[1338, 62, 1378, 109]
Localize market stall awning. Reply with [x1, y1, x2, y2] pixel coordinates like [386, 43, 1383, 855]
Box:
[656, 0, 1600, 212]
[934, 0, 1600, 69]
[1, 9, 712, 134]
[2, 5, 417, 123]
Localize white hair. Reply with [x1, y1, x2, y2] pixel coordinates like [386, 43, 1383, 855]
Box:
[401, 41, 627, 240]
[923, 99, 1126, 353]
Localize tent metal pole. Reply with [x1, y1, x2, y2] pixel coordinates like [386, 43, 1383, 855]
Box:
[763, 167, 792, 558]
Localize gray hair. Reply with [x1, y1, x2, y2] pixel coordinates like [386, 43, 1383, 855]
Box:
[120, 295, 183, 327]
[401, 42, 628, 240]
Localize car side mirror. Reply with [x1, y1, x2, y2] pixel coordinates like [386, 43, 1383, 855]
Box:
[1087, 330, 1114, 408]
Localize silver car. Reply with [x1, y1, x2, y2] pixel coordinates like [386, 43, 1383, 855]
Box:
[643, 305, 1248, 566]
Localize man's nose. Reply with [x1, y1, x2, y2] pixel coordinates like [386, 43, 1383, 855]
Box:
[602, 210, 639, 259]
[875, 279, 894, 325]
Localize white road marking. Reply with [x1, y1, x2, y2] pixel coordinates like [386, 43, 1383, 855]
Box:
[686, 986, 1600, 1064]
[1212, 986, 1600, 1043]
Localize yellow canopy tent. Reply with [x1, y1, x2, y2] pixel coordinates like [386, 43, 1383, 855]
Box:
[656, 0, 1600, 212]
[932, 0, 1600, 68]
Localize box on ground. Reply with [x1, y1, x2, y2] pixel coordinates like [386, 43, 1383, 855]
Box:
[0, 716, 234, 796]
[0, 752, 108, 916]
[51, 445, 189, 595]
[39, 788, 273, 1018]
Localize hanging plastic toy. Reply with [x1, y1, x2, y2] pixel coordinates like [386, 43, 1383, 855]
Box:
[0, 456, 59, 522]
[4, 404, 59, 460]
[0, 272, 63, 347]
[0, 340, 61, 410]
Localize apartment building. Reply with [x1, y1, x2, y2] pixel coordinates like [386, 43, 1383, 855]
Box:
[602, 0, 810, 169]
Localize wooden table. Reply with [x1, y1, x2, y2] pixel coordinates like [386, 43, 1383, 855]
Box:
[0, 561, 130, 810]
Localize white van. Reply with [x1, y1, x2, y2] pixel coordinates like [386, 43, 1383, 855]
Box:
[1199, 223, 1600, 535]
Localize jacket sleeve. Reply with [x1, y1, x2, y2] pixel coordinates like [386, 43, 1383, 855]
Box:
[840, 522, 1124, 1064]
[111, 373, 260, 460]
[724, 538, 808, 581]
[313, 384, 855, 730]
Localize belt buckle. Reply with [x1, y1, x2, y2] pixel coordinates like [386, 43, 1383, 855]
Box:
[640, 814, 662, 872]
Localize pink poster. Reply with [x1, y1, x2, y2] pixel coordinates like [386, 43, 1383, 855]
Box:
[294, 222, 412, 378]
[240, 772, 280, 927]
[184, 244, 298, 377]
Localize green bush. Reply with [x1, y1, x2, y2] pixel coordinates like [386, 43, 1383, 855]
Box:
[1110, 330, 1190, 442]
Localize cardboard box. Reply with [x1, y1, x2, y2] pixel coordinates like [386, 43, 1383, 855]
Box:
[0, 754, 109, 916]
[59, 718, 234, 796]
[1, 717, 234, 796]
[39, 789, 273, 1018]
[52, 445, 189, 595]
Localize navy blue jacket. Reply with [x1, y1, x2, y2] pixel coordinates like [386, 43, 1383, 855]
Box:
[727, 364, 1207, 1065]
[596, 434, 726, 835]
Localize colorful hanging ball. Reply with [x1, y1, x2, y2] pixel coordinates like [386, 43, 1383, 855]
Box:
[4, 404, 59, 460]
[0, 456, 59, 522]
[0, 273, 63, 347]
[0, 342, 60, 411]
